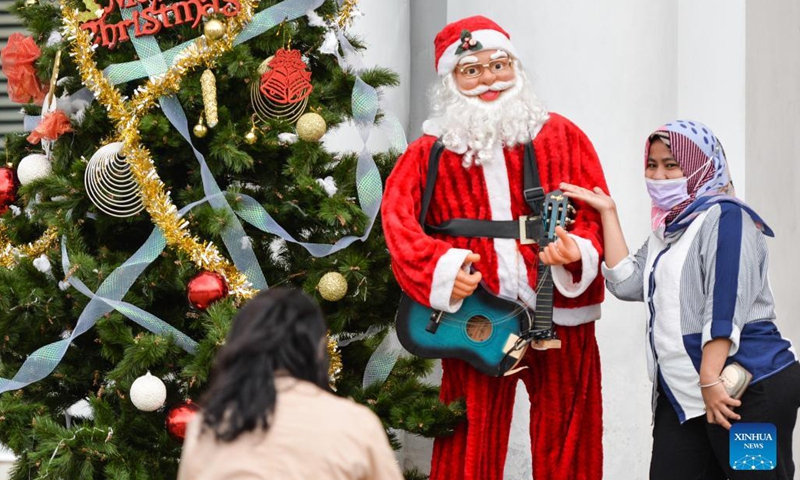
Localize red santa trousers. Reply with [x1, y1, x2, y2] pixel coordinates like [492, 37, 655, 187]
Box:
[430, 322, 603, 480]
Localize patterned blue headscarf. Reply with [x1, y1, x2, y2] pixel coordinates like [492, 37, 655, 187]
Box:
[650, 120, 774, 238]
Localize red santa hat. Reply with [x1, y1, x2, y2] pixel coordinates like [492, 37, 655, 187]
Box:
[433, 16, 519, 76]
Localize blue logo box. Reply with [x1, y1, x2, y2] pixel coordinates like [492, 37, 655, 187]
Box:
[730, 423, 777, 471]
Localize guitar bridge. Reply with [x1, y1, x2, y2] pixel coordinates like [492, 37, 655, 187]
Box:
[426, 311, 444, 334]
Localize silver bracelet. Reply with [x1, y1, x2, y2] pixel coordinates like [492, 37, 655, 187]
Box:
[698, 378, 723, 388]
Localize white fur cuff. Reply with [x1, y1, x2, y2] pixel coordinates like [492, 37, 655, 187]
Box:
[551, 234, 599, 299]
[429, 248, 472, 313]
[553, 304, 601, 326]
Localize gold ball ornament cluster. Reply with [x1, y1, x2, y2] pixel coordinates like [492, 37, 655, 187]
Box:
[296, 112, 327, 142]
[204, 19, 227, 41]
[244, 127, 258, 145]
[193, 115, 208, 138]
[317, 272, 348, 301]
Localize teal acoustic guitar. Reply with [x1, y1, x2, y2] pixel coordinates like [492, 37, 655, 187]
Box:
[395, 190, 572, 377]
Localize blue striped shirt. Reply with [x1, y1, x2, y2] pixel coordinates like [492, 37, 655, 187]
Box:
[604, 203, 797, 422]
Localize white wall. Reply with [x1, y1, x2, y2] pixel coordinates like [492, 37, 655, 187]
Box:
[745, 0, 800, 467]
[677, 0, 746, 195]
[322, 0, 411, 153]
[0, 447, 13, 479]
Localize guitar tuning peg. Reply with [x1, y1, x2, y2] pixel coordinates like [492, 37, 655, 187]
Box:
[567, 205, 577, 214]
[564, 218, 575, 227]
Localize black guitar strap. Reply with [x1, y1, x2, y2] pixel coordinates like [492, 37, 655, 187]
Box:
[418, 140, 558, 341]
[419, 140, 445, 225]
[420, 141, 544, 244]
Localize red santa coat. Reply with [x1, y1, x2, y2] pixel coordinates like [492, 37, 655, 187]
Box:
[382, 113, 607, 324]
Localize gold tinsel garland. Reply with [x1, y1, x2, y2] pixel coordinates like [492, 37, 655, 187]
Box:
[61, 3, 258, 300]
[0, 226, 59, 269]
[0, 2, 350, 384]
[327, 334, 343, 385]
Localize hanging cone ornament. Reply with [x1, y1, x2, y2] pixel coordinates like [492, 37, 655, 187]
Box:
[251, 48, 312, 124]
[200, 69, 218, 128]
[84, 143, 144, 218]
[130, 372, 167, 412]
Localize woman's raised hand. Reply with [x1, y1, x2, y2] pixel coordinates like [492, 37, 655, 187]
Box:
[560, 183, 616, 214]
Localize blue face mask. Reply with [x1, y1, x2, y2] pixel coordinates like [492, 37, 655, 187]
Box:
[645, 177, 689, 210]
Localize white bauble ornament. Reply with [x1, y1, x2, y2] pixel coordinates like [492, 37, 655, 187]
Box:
[130, 372, 167, 412]
[17, 154, 52, 185]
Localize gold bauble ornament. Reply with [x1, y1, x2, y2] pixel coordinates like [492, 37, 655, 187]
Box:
[296, 112, 327, 142]
[317, 272, 347, 301]
[193, 116, 208, 138]
[244, 127, 258, 145]
[204, 19, 227, 41]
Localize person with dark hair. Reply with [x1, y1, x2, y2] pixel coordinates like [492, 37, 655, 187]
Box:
[560, 120, 800, 479]
[176, 288, 403, 480]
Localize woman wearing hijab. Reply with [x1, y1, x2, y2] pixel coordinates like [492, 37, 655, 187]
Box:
[177, 288, 403, 480]
[549, 121, 800, 479]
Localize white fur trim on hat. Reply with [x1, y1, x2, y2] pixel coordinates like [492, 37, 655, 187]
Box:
[437, 29, 519, 76]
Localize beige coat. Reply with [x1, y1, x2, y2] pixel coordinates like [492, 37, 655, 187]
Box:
[177, 377, 403, 480]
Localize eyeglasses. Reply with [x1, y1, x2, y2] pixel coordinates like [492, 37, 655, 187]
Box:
[457, 58, 513, 79]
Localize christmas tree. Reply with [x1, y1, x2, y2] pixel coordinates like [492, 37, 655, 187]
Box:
[0, 0, 463, 478]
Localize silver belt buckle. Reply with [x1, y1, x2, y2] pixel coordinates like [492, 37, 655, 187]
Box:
[519, 215, 537, 245]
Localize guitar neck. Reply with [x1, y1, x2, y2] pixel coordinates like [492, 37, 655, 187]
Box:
[532, 261, 554, 332]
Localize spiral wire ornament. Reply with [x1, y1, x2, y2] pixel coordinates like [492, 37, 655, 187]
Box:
[85, 142, 145, 218]
[250, 80, 308, 124]
[250, 57, 308, 124]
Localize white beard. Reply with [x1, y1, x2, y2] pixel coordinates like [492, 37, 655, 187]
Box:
[423, 67, 549, 168]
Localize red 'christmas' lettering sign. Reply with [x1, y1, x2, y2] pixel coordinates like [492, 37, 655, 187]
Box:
[80, 0, 241, 49]
[259, 48, 313, 105]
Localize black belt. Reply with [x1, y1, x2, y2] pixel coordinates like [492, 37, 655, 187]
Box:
[424, 214, 545, 245]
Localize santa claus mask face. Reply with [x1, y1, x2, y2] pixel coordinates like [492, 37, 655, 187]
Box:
[453, 50, 516, 102]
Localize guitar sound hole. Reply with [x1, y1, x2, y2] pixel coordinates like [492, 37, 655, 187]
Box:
[466, 316, 493, 342]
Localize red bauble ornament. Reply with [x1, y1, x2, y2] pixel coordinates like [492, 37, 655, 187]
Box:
[259, 48, 313, 105]
[187, 271, 228, 310]
[0, 167, 17, 215]
[166, 400, 200, 441]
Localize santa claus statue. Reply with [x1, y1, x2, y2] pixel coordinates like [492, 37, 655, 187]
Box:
[382, 16, 608, 480]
